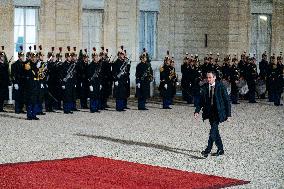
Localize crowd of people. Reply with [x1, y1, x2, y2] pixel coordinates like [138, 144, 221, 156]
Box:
[0, 45, 283, 120]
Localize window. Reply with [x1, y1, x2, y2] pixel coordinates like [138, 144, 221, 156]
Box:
[139, 11, 157, 60]
[14, 7, 38, 58]
[250, 14, 272, 62]
[82, 9, 104, 56]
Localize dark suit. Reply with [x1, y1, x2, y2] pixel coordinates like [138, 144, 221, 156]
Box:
[195, 81, 231, 153]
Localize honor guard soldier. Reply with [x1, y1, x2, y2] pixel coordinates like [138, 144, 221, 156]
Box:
[26, 46, 32, 62]
[238, 51, 247, 79]
[181, 53, 193, 104]
[123, 48, 131, 109]
[45, 47, 57, 112]
[135, 49, 153, 110]
[245, 55, 258, 103]
[11, 46, 26, 114]
[229, 55, 240, 104]
[88, 48, 102, 113]
[268, 54, 283, 106]
[259, 52, 269, 99]
[60, 46, 77, 114]
[159, 51, 175, 109]
[24, 52, 40, 120]
[191, 55, 202, 107]
[71, 47, 79, 111]
[76, 49, 89, 109]
[35, 45, 46, 115]
[0, 46, 10, 112]
[100, 48, 113, 110]
[53, 47, 64, 110]
[112, 47, 130, 111]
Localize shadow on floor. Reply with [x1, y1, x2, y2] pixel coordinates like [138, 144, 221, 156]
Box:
[75, 133, 205, 160]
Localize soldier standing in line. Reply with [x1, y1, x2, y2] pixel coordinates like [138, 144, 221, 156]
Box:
[24, 52, 40, 120]
[71, 47, 79, 111]
[88, 48, 102, 113]
[192, 55, 202, 107]
[123, 48, 131, 109]
[181, 53, 193, 104]
[76, 49, 89, 109]
[11, 46, 26, 114]
[45, 47, 57, 112]
[245, 56, 258, 103]
[159, 51, 175, 109]
[229, 55, 240, 104]
[112, 47, 129, 111]
[54, 47, 64, 110]
[135, 49, 153, 110]
[100, 48, 113, 110]
[259, 52, 269, 99]
[60, 46, 77, 114]
[0, 46, 10, 112]
[35, 45, 46, 115]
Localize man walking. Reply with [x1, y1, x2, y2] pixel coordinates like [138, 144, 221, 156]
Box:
[194, 71, 231, 157]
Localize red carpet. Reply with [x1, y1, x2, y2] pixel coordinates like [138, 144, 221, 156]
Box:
[0, 156, 249, 189]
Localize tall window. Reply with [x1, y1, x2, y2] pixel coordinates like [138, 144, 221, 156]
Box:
[14, 7, 38, 58]
[82, 9, 104, 55]
[139, 11, 157, 59]
[250, 14, 272, 63]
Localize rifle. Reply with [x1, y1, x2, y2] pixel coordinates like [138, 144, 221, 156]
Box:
[117, 54, 132, 79]
[88, 63, 101, 82]
[63, 63, 76, 82]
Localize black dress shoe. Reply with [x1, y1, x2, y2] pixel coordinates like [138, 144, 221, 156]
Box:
[232, 102, 240, 104]
[116, 109, 126, 112]
[20, 111, 26, 114]
[38, 112, 46, 115]
[163, 107, 172, 109]
[201, 151, 209, 158]
[125, 107, 130, 109]
[106, 105, 111, 108]
[33, 117, 40, 120]
[26, 117, 33, 120]
[73, 109, 80, 111]
[138, 108, 148, 110]
[275, 104, 283, 106]
[211, 150, 224, 156]
[248, 101, 257, 103]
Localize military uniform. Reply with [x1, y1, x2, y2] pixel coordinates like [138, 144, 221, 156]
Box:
[60, 47, 77, 114]
[229, 60, 240, 104]
[135, 50, 153, 110]
[181, 55, 193, 104]
[76, 49, 89, 109]
[259, 53, 269, 99]
[88, 49, 102, 112]
[112, 48, 130, 111]
[159, 52, 176, 109]
[0, 47, 10, 112]
[24, 53, 40, 120]
[100, 49, 113, 110]
[11, 47, 26, 113]
[245, 57, 258, 103]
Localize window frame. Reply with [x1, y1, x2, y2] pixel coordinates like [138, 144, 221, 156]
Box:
[139, 10, 158, 60]
[14, 6, 39, 57]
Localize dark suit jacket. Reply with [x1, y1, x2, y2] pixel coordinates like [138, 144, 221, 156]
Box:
[195, 81, 231, 123]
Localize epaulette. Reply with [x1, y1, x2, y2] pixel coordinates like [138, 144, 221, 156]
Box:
[159, 65, 164, 72]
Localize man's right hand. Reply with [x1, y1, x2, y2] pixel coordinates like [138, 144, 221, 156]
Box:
[62, 85, 65, 90]
[194, 112, 199, 119]
[115, 81, 119, 86]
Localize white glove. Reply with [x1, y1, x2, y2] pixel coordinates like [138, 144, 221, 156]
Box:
[14, 84, 19, 90]
[164, 84, 168, 89]
[89, 85, 94, 92]
[46, 84, 48, 88]
[176, 82, 180, 86]
[62, 85, 65, 90]
[74, 85, 76, 88]
[100, 85, 102, 90]
[81, 83, 83, 87]
[137, 83, 141, 88]
[115, 81, 119, 86]
[36, 62, 41, 68]
[40, 84, 44, 89]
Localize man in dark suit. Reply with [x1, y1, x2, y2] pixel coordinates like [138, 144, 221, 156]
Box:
[194, 71, 231, 157]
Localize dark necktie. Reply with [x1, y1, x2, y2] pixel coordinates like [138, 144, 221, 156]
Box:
[210, 85, 214, 105]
